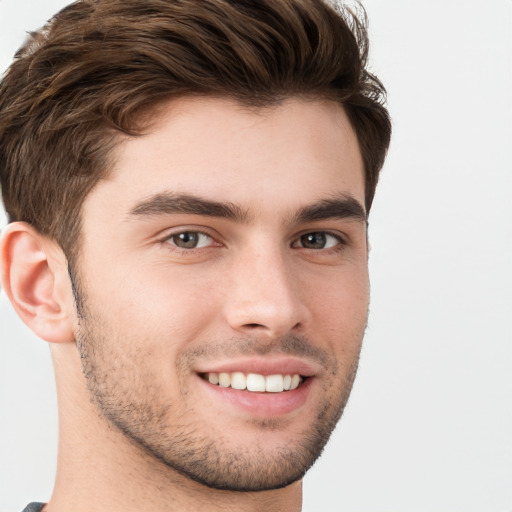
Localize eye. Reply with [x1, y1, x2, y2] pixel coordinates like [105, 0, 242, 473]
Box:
[294, 232, 342, 250]
[167, 231, 214, 249]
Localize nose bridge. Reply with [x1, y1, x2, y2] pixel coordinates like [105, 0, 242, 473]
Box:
[224, 238, 309, 337]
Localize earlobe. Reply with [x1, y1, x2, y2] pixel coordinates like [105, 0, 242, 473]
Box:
[0, 222, 75, 343]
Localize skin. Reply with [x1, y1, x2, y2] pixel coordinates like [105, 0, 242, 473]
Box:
[1, 96, 369, 512]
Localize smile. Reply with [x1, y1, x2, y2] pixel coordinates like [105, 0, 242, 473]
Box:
[202, 372, 305, 393]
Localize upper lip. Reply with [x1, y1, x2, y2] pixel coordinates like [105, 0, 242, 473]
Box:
[194, 357, 319, 378]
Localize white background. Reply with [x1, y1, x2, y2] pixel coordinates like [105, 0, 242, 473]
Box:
[1, 1, 511, 511]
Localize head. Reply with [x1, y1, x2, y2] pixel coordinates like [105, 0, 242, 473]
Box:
[0, 0, 389, 263]
[0, 0, 390, 496]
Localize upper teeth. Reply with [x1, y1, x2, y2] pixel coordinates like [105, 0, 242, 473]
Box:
[206, 372, 302, 393]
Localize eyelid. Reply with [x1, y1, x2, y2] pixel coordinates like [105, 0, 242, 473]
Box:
[292, 230, 347, 249]
[169, 231, 212, 249]
[159, 226, 223, 249]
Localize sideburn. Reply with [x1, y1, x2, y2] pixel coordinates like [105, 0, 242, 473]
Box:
[67, 262, 86, 320]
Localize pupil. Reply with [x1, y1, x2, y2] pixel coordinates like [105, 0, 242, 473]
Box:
[175, 232, 198, 248]
[303, 233, 326, 249]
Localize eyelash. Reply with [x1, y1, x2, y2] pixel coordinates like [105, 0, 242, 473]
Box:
[292, 231, 346, 251]
[161, 229, 347, 253]
[163, 230, 219, 251]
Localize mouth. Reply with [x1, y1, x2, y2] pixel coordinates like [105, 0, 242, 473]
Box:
[200, 372, 306, 393]
[194, 358, 317, 417]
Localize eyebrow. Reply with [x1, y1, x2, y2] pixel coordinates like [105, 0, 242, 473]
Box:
[292, 195, 367, 225]
[127, 192, 366, 225]
[128, 192, 250, 223]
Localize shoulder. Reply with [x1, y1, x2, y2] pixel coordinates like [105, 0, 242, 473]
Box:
[21, 504, 46, 512]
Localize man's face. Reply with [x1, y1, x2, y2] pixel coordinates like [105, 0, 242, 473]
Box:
[73, 96, 369, 491]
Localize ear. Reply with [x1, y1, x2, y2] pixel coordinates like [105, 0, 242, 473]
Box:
[0, 222, 75, 343]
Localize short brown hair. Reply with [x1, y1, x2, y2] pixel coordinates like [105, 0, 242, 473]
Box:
[0, 0, 391, 261]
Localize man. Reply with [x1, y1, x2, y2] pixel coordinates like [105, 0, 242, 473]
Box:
[0, 0, 390, 510]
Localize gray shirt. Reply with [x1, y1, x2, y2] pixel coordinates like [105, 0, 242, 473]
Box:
[22, 504, 45, 512]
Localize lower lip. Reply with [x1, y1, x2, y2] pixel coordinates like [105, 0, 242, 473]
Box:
[198, 376, 313, 417]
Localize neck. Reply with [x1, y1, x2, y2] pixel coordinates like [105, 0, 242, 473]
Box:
[46, 344, 303, 512]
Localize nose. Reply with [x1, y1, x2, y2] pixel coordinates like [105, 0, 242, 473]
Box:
[223, 244, 311, 339]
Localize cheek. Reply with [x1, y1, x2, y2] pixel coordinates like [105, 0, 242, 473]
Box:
[82, 259, 219, 353]
[310, 266, 369, 343]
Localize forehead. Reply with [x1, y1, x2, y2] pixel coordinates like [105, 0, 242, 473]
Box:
[82, 96, 365, 224]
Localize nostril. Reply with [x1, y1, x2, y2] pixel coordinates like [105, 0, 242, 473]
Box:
[242, 322, 302, 332]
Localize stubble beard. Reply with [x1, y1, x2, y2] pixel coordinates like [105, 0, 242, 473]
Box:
[72, 276, 363, 492]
